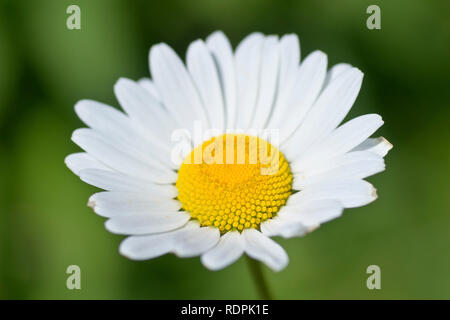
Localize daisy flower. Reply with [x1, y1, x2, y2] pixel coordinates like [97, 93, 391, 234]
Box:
[65, 31, 392, 273]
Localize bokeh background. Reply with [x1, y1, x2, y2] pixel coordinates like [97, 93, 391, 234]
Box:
[0, 0, 449, 299]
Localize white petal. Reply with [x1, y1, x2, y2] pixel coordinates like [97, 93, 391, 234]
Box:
[119, 222, 198, 260]
[352, 137, 393, 157]
[79, 168, 178, 196]
[260, 217, 291, 237]
[137, 78, 161, 101]
[288, 179, 377, 208]
[242, 229, 288, 272]
[269, 51, 327, 142]
[173, 226, 220, 258]
[119, 232, 175, 260]
[149, 43, 209, 137]
[65, 152, 111, 175]
[262, 217, 309, 239]
[114, 78, 178, 154]
[280, 200, 343, 227]
[72, 128, 176, 183]
[323, 63, 352, 88]
[293, 151, 385, 189]
[263, 209, 318, 238]
[88, 191, 181, 218]
[262, 200, 342, 238]
[75, 98, 174, 170]
[278, 34, 301, 91]
[261, 213, 310, 238]
[283, 67, 363, 159]
[292, 114, 384, 169]
[206, 31, 237, 129]
[114, 78, 171, 133]
[187, 39, 225, 132]
[75, 99, 135, 139]
[201, 231, 244, 270]
[105, 211, 190, 235]
[250, 36, 280, 129]
[265, 34, 300, 130]
[234, 32, 264, 129]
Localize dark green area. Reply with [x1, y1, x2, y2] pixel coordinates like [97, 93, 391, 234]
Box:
[0, 0, 449, 299]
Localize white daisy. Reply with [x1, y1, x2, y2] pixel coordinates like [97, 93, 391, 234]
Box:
[65, 31, 392, 272]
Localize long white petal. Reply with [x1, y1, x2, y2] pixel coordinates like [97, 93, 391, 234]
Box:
[187, 39, 225, 133]
[72, 128, 176, 183]
[119, 232, 175, 260]
[292, 114, 384, 169]
[115, 78, 177, 138]
[79, 168, 178, 195]
[150, 43, 209, 138]
[278, 34, 301, 93]
[260, 217, 295, 237]
[119, 222, 198, 260]
[250, 36, 280, 129]
[65, 152, 111, 175]
[270, 51, 327, 142]
[242, 229, 288, 272]
[262, 209, 315, 238]
[75, 98, 174, 170]
[234, 32, 264, 130]
[105, 211, 190, 235]
[88, 191, 180, 217]
[206, 31, 238, 130]
[173, 226, 220, 258]
[322, 63, 352, 89]
[114, 78, 178, 154]
[262, 200, 342, 238]
[280, 200, 343, 227]
[75, 99, 137, 141]
[261, 216, 309, 239]
[352, 137, 393, 157]
[265, 34, 300, 130]
[137, 78, 161, 101]
[293, 151, 385, 189]
[288, 179, 377, 208]
[283, 67, 363, 159]
[201, 231, 244, 270]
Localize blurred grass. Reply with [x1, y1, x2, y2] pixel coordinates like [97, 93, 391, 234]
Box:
[0, 0, 449, 299]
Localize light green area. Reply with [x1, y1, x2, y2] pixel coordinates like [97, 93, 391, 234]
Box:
[0, 0, 449, 299]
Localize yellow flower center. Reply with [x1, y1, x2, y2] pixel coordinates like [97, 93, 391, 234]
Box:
[176, 134, 293, 233]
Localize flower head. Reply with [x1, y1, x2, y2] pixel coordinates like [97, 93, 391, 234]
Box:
[65, 31, 392, 271]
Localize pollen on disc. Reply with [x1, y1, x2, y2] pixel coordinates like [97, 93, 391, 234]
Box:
[176, 134, 293, 233]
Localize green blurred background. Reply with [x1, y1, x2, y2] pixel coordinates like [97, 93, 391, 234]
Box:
[0, 0, 449, 299]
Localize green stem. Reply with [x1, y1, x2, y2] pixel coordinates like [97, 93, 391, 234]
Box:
[246, 256, 273, 300]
